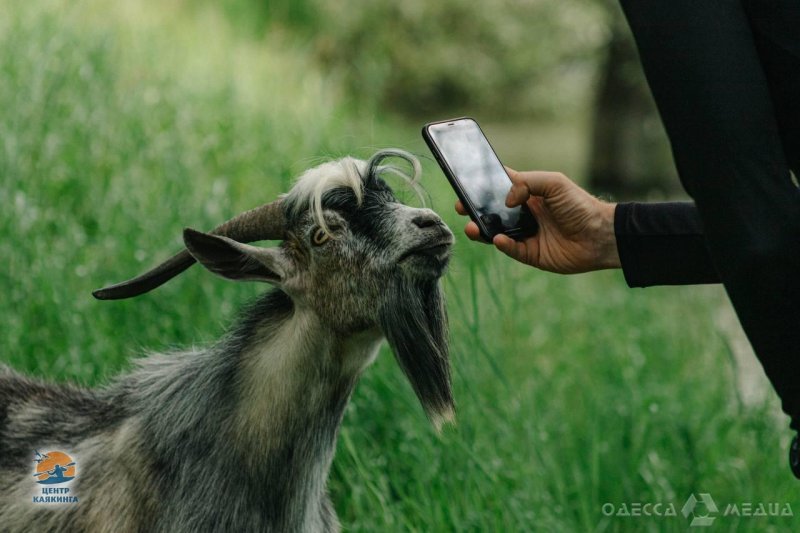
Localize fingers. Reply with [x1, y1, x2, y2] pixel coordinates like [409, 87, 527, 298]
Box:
[457, 202, 490, 244]
[464, 221, 486, 243]
[492, 233, 515, 254]
[492, 233, 529, 263]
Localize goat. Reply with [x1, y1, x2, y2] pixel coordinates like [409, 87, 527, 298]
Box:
[0, 150, 455, 532]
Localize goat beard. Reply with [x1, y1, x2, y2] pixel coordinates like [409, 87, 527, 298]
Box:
[378, 277, 454, 429]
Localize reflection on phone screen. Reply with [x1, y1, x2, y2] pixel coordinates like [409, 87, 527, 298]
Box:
[428, 120, 525, 231]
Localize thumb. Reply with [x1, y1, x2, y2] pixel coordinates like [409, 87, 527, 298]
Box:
[505, 170, 566, 207]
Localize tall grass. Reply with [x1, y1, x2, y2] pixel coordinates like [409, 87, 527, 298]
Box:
[1, 1, 797, 530]
[0, 0, 345, 381]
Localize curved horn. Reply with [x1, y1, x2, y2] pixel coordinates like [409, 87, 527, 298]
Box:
[92, 200, 285, 300]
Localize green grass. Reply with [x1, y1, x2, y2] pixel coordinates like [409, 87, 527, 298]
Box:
[1, 1, 797, 531]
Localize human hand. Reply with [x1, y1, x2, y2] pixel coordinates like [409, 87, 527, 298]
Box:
[455, 169, 620, 274]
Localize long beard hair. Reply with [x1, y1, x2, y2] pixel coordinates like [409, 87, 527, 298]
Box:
[378, 277, 454, 429]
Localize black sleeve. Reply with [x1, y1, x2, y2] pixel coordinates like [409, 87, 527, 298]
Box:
[614, 202, 720, 287]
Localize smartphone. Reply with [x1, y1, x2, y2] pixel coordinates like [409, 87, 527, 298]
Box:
[422, 117, 538, 241]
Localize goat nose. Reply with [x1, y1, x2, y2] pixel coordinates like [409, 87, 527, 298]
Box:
[411, 212, 442, 229]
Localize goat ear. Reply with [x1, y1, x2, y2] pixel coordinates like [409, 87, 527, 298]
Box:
[182, 228, 288, 284]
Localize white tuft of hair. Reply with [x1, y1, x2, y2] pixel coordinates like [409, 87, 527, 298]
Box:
[282, 149, 423, 236]
[283, 157, 366, 235]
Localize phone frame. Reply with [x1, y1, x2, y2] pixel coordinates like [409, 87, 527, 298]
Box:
[422, 117, 537, 242]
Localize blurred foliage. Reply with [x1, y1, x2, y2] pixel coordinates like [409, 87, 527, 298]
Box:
[192, 0, 684, 197]
[197, 0, 318, 37]
[310, 0, 608, 117]
[213, 0, 610, 118]
[214, 0, 680, 195]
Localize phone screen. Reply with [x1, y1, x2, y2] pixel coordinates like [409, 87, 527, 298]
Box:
[426, 119, 533, 236]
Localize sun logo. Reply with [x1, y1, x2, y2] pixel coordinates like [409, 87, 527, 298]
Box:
[33, 450, 76, 485]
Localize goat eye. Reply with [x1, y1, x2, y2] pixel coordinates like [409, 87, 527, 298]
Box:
[312, 227, 330, 246]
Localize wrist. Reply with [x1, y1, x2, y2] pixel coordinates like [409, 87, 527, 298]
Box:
[593, 201, 621, 270]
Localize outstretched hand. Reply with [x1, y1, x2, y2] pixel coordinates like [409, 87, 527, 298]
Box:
[456, 169, 620, 274]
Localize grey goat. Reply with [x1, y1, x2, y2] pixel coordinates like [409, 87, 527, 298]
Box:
[0, 150, 454, 532]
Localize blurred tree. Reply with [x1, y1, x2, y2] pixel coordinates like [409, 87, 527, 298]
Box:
[586, 0, 680, 197]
